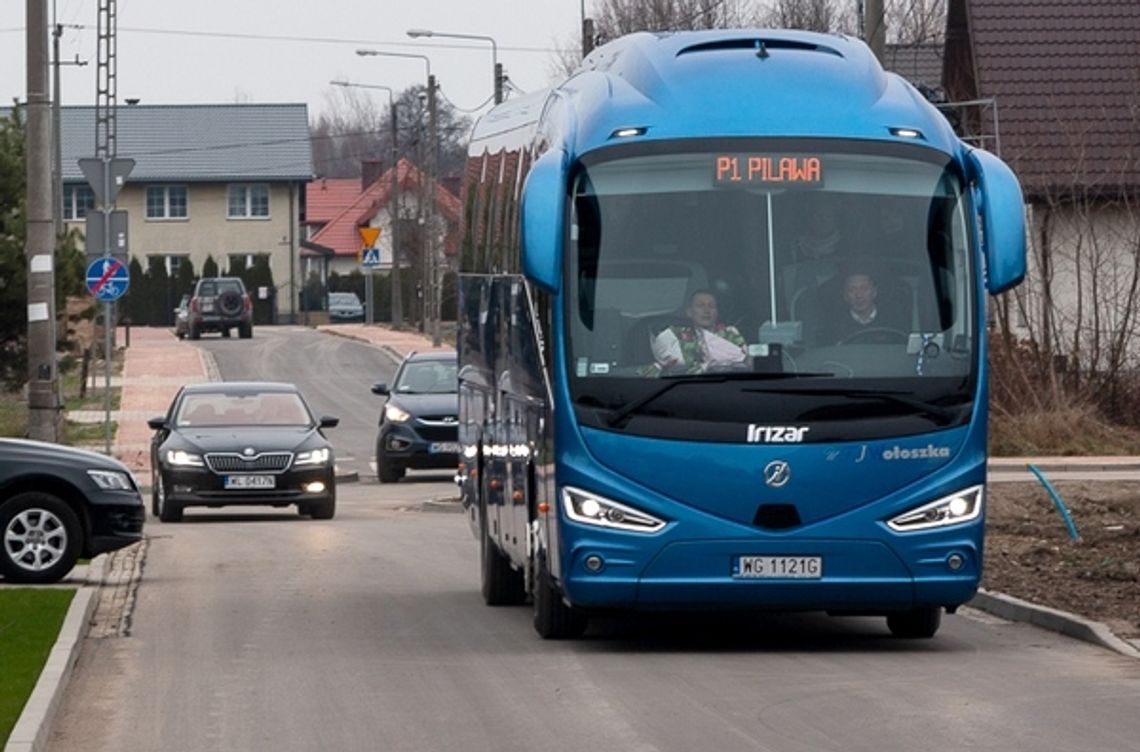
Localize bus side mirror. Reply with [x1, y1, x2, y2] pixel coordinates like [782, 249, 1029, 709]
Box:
[968, 148, 1027, 294]
[521, 150, 567, 294]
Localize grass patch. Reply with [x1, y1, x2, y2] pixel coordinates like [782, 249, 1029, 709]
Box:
[63, 420, 119, 446]
[0, 589, 76, 746]
[0, 393, 27, 438]
[990, 406, 1140, 456]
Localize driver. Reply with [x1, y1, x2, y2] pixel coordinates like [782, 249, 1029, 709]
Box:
[818, 269, 908, 345]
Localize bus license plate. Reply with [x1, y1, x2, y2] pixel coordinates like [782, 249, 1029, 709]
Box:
[733, 555, 822, 579]
[429, 442, 460, 454]
[224, 475, 276, 489]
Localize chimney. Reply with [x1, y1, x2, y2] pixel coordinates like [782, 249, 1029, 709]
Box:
[361, 160, 384, 190]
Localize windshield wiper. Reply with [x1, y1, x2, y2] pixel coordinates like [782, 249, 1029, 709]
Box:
[742, 385, 967, 425]
[602, 371, 834, 428]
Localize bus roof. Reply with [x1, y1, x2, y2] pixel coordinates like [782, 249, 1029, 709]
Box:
[469, 29, 962, 160]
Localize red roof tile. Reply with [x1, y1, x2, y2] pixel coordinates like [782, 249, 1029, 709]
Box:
[307, 159, 462, 257]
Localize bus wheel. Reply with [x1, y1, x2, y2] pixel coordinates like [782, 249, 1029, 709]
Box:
[886, 606, 942, 638]
[533, 559, 587, 639]
[481, 516, 525, 605]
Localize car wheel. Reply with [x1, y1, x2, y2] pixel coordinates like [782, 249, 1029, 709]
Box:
[189, 322, 200, 341]
[533, 556, 587, 639]
[310, 498, 336, 520]
[239, 323, 253, 339]
[0, 492, 82, 584]
[222, 328, 231, 338]
[297, 503, 312, 517]
[480, 510, 526, 605]
[176, 330, 185, 340]
[886, 606, 942, 638]
[376, 449, 404, 483]
[156, 473, 183, 523]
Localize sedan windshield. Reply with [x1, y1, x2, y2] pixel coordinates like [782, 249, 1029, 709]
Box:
[176, 391, 313, 427]
[566, 139, 976, 442]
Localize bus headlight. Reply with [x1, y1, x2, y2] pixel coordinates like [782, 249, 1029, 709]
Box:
[561, 486, 666, 533]
[887, 485, 984, 532]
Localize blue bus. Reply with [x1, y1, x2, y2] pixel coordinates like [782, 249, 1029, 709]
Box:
[457, 29, 1026, 639]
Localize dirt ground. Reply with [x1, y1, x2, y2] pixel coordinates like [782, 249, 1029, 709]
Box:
[984, 480, 1140, 638]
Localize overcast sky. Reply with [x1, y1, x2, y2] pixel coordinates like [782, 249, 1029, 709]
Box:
[1, 0, 583, 120]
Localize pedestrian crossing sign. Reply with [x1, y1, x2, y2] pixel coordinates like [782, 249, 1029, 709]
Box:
[361, 247, 382, 268]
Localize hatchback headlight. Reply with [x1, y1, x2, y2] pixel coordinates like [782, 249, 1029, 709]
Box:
[87, 469, 133, 491]
[887, 485, 984, 532]
[385, 404, 411, 423]
[165, 449, 205, 467]
[294, 447, 331, 466]
[562, 486, 666, 533]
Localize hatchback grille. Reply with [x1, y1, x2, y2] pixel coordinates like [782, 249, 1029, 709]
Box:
[205, 452, 293, 474]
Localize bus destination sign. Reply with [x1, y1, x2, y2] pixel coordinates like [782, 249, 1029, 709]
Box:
[714, 155, 823, 186]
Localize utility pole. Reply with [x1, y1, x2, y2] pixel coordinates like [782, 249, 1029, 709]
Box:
[95, 0, 121, 454]
[427, 74, 441, 347]
[52, 6, 87, 241]
[389, 98, 402, 327]
[865, 0, 886, 63]
[26, 0, 62, 442]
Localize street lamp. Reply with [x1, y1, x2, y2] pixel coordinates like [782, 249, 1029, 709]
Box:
[329, 79, 403, 327]
[406, 28, 502, 105]
[355, 49, 441, 346]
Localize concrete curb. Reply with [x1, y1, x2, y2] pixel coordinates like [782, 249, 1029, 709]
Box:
[316, 328, 404, 366]
[970, 589, 1140, 660]
[4, 587, 97, 752]
[420, 497, 463, 513]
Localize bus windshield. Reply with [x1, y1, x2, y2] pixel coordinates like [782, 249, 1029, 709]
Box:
[566, 140, 977, 442]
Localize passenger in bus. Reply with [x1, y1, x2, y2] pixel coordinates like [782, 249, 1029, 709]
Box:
[815, 269, 910, 345]
[649, 289, 748, 373]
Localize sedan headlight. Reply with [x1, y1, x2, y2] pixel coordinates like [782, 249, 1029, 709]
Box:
[385, 404, 411, 423]
[562, 486, 666, 533]
[887, 485, 984, 532]
[87, 469, 133, 491]
[294, 447, 331, 466]
[165, 449, 205, 467]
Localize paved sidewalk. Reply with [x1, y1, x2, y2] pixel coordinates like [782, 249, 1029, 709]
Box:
[110, 326, 211, 488]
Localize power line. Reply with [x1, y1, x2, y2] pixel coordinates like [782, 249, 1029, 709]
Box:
[49, 24, 562, 55]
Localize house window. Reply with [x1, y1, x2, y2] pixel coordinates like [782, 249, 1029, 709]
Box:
[227, 184, 270, 219]
[63, 185, 95, 220]
[146, 185, 188, 219]
[167, 254, 188, 277]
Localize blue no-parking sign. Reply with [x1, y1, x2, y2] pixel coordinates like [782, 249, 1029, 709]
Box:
[86, 257, 130, 302]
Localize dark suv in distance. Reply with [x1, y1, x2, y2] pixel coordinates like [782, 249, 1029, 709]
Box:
[371, 351, 458, 483]
[188, 277, 253, 339]
[0, 438, 145, 583]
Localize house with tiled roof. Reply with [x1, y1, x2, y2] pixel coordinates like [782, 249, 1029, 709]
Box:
[942, 0, 1140, 369]
[883, 42, 944, 92]
[61, 103, 313, 322]
[302, 158, 461, 278]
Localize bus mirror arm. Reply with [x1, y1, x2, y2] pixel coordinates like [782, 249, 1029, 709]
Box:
[967, 148, 1027, 295]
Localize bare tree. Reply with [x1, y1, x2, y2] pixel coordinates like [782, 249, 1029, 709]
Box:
[761, 0, 854, 33]
[886, 0, 945, 44]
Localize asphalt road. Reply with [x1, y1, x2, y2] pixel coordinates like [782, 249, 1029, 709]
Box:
[44, 327, 1140, 752]
[199, 325, 412, 484]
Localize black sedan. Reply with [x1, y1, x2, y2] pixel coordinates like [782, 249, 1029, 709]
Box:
[372, 351, 459, 483]
[0, 438, 145, 583]
[148, 382, 338, 522]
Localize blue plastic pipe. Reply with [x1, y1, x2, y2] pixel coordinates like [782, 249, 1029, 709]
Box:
[1026, 464, 1080, 541]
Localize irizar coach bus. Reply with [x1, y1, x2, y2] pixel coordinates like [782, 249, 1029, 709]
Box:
[456, 29, 1026, 639]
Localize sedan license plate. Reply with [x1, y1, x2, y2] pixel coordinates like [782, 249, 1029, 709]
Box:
[428, 442, 460, 454]
[733, 555, 822, 579]
[224, 474, 276, 490]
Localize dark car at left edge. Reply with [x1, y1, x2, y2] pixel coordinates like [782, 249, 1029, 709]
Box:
[1, 438, 145, 583]
[148, 382, 338, 522]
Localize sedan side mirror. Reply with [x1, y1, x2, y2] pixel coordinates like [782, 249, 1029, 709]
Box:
[319, 416, 339, 429]
[147, 416, 167, 431]
[371, 383, 389, 396]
